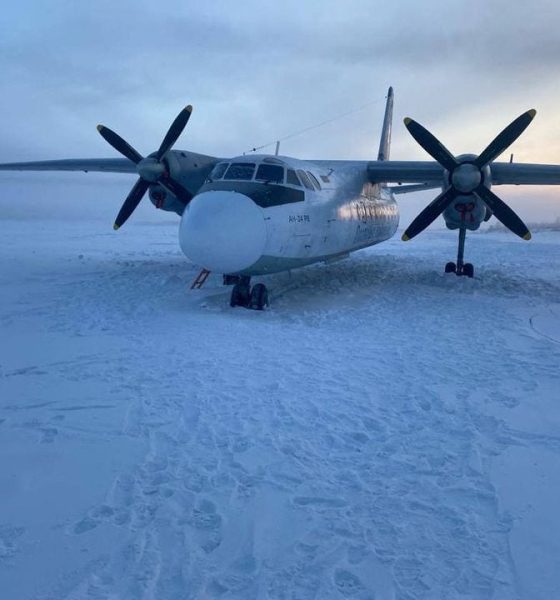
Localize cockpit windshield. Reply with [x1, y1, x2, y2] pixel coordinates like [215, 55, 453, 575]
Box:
[209, 162, 229, 180]
[224, 163, 256, 180]
[255, 164, 284, 184]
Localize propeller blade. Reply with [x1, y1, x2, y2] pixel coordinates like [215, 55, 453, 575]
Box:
[403, 118, 458, 171]
[156, 105, 193, 160]
[475, 109, 536, 168]
[402, 187, 458, 241]
[97, 125, 143, 164]
[113, 178, 150, 230]
[474, 186, 531, 240]
[159, 174, 193, 205]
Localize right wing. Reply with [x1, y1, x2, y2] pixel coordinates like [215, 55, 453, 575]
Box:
[368, 160, 443, 185]
[368, 159, 560, 187]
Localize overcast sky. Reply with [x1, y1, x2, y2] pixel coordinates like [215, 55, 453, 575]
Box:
[1, 0, 560, 223]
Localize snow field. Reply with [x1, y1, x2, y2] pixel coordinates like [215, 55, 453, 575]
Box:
[1, 217, 560, 599]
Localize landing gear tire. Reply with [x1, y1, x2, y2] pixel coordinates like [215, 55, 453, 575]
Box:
[462, 263, 474, 278]
[445, 262, 457, 274]
[230, 282, 251, 307]
[249, 283, 269, 310]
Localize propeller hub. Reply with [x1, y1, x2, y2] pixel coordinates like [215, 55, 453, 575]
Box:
[137, 157, 166, 182]
[451, 163, 482, 193]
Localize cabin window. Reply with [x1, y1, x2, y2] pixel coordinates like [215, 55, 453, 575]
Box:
[224, 163, 256, 180]
[307, 172, 321, 190]
[255, 164, 284, 184]
[297, 169, 314, 190]
[287, 169, 301, 187]
[209, 162, 229, 180]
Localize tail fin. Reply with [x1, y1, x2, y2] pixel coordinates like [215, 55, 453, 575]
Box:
[377, 86, 394, 161]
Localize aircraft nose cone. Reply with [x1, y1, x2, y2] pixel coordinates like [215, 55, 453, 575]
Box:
[179, 191, 266, 273]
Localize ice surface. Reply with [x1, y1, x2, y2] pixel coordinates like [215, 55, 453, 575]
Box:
[1, 210, 559, 599]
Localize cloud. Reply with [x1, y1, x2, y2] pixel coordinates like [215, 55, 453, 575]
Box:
[1, 0, 560, 210]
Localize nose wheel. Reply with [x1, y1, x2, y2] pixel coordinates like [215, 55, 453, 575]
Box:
[445, 226, 474, 278]
[229, 277, 269, 310]
[445, 261, 474, 278]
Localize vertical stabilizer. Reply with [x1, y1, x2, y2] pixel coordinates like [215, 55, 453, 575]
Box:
[377, 87, 394, 161]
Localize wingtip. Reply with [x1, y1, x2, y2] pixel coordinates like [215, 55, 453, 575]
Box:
[523, 231, 532, 240]
[403, 117, 412, 126]
[186, 104, 193, 113]
[528, 109, 537, 119]
[401, 233, 410, 241]
[96, 124, 104, 132]
[113, 223, 120, 231]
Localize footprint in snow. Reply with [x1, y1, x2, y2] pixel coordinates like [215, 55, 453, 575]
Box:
[190, 499, 223, 553]
[333, 569, 365, 597]
[72, 516, 98, 535]
[0, 525, 25, 561]
[182, 467, 207, 493]
[71, 504, 116, 534]
[40, 427, 58, 444]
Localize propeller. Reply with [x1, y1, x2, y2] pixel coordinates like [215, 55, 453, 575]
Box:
[401, 109, 536, 242]
[97, 105, 194, 229]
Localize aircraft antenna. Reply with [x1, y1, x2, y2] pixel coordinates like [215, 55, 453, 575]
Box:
[244, 94, 386, 155]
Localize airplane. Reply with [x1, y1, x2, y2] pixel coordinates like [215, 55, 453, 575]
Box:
[2, 87, 560, 309]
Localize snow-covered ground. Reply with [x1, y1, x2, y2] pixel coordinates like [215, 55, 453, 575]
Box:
[1, 210, 560, 599]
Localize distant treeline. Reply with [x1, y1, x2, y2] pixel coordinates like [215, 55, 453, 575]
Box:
[483, 217, 560, 233]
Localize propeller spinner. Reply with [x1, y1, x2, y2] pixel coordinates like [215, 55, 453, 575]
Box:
[97, 105, 194, 229]
[401, 109, 536, 241]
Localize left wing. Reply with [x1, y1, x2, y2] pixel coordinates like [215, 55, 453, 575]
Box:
[0, 158, 137, 173]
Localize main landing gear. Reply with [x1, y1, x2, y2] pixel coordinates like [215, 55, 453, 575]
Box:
[227, 276, 269, 310]
[445, 226, 474, 278]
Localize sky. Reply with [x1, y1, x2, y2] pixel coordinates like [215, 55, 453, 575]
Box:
[1, 0, 560, 224]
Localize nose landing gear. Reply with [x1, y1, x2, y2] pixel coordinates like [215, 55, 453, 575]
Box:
[228, 276, 269, 310]
[445, 226, 474, 278]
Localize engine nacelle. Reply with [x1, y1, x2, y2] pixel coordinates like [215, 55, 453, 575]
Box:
[442, 154, 494, 231]
[148, 185, 185, 215]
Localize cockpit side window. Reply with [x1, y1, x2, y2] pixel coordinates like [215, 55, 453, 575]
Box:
[209, 162, 229, 180]
[286, 169, 301, 187]
[255, 164, 284, 184]
[224, 163, 256, 180]
[307, 172, 321, 190]
[297, 169, 314, 190]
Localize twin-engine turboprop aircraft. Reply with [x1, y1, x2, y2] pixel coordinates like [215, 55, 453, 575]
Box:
[2, 88, 560, 308]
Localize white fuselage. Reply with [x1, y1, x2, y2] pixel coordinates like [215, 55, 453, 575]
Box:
[178, 155, 399, 275]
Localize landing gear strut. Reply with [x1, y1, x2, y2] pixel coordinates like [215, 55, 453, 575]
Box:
[445, 226, 474, 278]
[228, 276, 269, 310]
